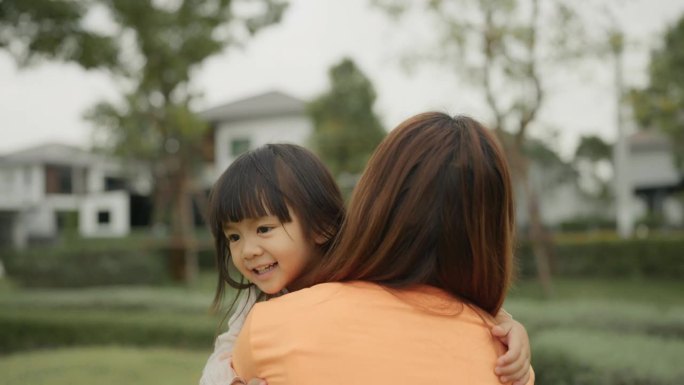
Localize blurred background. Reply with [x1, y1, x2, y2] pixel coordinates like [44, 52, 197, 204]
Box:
[1, 0, 683, 384]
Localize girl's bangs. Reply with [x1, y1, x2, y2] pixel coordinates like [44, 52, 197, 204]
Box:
[214, 155, 291, 227]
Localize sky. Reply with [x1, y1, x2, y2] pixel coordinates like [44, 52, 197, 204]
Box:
[1, 0, 683, 160]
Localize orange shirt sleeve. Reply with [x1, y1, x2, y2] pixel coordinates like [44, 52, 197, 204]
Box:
[231, 306, 257, 380]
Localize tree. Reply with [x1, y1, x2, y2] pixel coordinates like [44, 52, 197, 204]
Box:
[574, 135, 613, 201]
[0, 0, 118, 68]
[309, 58, 386, 189]
[630, 14, 684, 171]
[374, 0, 589, 296]
[2, 0, 287, 282]
[86, 0, 287, 282]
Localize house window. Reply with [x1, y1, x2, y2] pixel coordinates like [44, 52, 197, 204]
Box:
[97, 210, 111, 225]
[105, 176, 126, 191]
[231, 138, 251, 157]
[45, 165, 73, 194]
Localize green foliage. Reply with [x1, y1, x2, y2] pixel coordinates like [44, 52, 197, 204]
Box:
[506, 283, 684, 385]
[575, 135, 612, 162]
[0, 307, 214, 353]
[2, 242, 167, 288]
[309, 58, 386, 179]
[573, 135, 613, 201]
[88, 0, 288, 164]
[516, 236, 684, 279]
[507, 298, 684, 339]
[1, 273, 682, 385]
[0, 0, 119, 68]
[524, 137, 578, 188]
[0, 275, 226, 353]
[630, 15, 684, 170]
[558, 216, 615, 232]
[84, 0, 287, 281]
[532, 330, 684, 385]
[0, 347, 208, 385]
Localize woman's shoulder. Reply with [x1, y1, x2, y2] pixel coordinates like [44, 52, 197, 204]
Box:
[250, 282, 380, 316]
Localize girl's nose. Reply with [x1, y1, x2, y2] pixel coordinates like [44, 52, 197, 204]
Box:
[241, 237, 263, 259]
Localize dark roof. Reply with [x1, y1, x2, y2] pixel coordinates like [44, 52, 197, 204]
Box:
[199, 90, 307, 123]
[629, 131, 671, 153]
[0, 142, 107, 166]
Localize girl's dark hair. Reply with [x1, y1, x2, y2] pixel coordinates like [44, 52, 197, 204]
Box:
[208, 143, 344, 310]
[305, 112, 515, 315]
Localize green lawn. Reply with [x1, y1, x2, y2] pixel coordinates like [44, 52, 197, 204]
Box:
[0, 347, 207, 385]
[0, 273, 682, 384]
[509, 277, 684, 306]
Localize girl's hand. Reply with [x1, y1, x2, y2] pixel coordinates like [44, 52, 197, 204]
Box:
[491, 310, 531, 385]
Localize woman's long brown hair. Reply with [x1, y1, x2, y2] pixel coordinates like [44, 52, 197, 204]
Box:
[304, 112, 515, 315]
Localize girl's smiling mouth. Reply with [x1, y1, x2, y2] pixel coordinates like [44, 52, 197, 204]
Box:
[253, 262, 278, 275]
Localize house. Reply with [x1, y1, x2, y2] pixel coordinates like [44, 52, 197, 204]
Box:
[199, 90, 312, 183]
[4, 91, 680, 248]
[0, 91, 309, 249]
[0, 143, 150, 248]
[629, 131, 684, 226]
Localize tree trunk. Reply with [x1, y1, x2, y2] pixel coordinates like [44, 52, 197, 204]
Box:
[503, 137, 554, 297]
[168, 162, 198, 283]
[520, 169, 554, 297]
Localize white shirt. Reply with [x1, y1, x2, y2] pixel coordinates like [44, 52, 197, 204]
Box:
[199, 286, 260, 385]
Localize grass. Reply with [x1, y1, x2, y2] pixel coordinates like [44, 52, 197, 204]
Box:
[0, 347, 207, 385]
[0, 273, 682, 384]
[508, 277, 684, 306]
[0, 271, 225, 312]
[533, 329, 684, 384]
[0, 272, 236, 353]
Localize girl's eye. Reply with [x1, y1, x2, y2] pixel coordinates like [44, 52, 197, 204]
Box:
[226, 234, 240, 242]
[256, 226, 274, 234]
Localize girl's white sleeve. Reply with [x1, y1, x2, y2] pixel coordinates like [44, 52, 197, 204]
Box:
[199, 286, 259, 385]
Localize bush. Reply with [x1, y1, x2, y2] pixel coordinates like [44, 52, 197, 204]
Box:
[517, 236, 684, 279]
[0, 307, 216, 353]
[2, 241, 167, 288]
[506, 299, 684, 340]
[532, 329, 684, 385]
[558, 216, 616, 232]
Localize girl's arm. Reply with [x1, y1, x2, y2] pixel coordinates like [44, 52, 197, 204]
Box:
[200, 287, 259, 385]
[491, 309, 533, 385]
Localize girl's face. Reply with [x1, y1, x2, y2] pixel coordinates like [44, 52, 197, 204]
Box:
[223, 209, 314, 294]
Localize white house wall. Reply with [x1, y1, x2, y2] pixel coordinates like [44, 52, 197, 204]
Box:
[214, 115, 312, 176]
[663, 197, 683, 226]
[0, 165, 24, 209]
[629, 151, 679, 188]
[0, 164, 43, 209]
[23, 206, 55, 238]
[27, 164, 44, 204]
[86, 165, 105, 193]
[79, 192, 130, 237]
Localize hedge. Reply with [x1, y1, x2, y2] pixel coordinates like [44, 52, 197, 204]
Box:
[2, 243, 167, 288]
[516, 236, 684, 279]
[532, 329, 684, 385]
[0, 307, 217, 353]
[506, 300, 684, 340]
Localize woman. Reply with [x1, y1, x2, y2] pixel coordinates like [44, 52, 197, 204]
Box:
[232, 112, 533, 385]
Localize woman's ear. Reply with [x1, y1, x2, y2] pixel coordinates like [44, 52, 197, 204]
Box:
[313, 232, 329, 245]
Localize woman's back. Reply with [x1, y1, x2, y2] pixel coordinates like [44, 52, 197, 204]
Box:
[233, 282, 530, 385]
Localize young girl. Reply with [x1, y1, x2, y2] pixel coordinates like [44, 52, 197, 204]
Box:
[200, 143, 531, 385]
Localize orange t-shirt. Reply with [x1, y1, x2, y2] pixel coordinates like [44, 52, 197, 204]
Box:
[233, 281, 534, 385]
